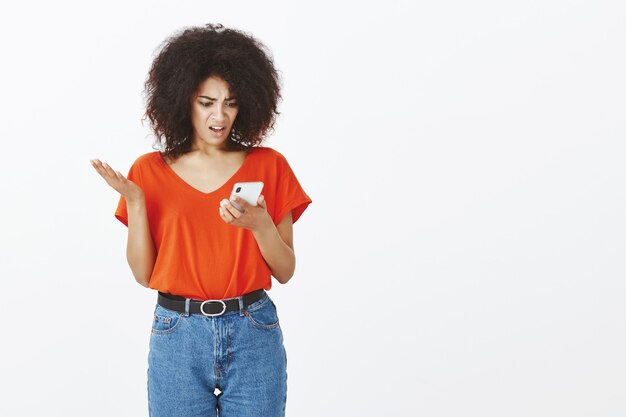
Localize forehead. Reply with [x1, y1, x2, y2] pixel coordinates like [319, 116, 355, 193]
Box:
[196, 76, 232, 94]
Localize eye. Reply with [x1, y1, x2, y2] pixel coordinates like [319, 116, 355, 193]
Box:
[200, 102, 212, 107]
[228, 102, 238, 107]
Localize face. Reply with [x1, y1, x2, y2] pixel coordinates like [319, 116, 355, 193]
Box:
[189, 76, 239, 150]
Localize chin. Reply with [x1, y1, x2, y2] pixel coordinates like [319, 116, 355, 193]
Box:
[202, 136, 230, 147]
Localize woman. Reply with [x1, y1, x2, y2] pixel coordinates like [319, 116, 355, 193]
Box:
[90, 23, 312, 417]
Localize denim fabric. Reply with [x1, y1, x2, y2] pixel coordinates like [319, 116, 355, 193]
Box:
[147, 290, 287, 417]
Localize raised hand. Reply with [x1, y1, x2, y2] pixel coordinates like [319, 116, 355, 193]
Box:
[90, 159, 145, 204]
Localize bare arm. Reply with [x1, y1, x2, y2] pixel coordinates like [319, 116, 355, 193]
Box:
[219, 195, 296, 284]
[252, 211, 295, 284]
[90, 159, 156, 287]
[126, 198, 157, 287]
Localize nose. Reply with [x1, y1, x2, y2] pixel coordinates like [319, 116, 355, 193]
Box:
[211, 104, 227, 121]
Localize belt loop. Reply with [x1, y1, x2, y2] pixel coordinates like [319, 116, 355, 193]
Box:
[184, 298, 191, 317]
[238, 295, 245, 316]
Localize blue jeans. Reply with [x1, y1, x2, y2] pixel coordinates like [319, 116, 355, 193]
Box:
[147, 290, 287, 416]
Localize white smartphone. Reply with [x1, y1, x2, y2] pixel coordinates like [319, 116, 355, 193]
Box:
[229, 181, 264, 211]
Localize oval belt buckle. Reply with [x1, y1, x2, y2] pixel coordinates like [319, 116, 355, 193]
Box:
[200, 299, 227, 317]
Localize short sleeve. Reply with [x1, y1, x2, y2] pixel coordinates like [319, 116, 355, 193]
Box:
[114, 159, 142, 227]
[273, 153, 312, 225]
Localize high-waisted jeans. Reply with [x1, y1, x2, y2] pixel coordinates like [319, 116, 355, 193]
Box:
[147, 290, 287, 417]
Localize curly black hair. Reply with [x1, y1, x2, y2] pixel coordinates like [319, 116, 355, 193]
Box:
[142, 23, 282, 160]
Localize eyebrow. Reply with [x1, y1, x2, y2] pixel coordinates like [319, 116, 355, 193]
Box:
[199, 95, 237, 100]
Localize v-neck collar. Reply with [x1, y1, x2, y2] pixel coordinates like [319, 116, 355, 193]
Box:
[156, 149, 254, 198]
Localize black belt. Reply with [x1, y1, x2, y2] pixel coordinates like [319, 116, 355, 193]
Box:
[157, 289, 265, 316]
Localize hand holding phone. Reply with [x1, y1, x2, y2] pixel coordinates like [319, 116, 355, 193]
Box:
[229, 181, 264, 212]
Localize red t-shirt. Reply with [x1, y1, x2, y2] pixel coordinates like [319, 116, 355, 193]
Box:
[114, 146, 312, 300]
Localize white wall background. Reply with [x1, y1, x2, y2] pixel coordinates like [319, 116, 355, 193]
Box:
[1, 1, 624, 416]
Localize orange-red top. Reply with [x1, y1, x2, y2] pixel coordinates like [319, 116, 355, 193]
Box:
[114, 146, 312, 300]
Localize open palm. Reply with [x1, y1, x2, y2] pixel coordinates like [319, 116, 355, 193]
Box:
[90, 159, 144, 203]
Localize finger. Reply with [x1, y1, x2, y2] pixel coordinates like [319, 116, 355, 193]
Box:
[219, 206, 234, 223]
[100, 161, 117, 178]
[229, 196, 248, 213]
[92, 160, 114, 179]
[257, 194, 266, 208]
[114, 170, 127, 182]
[92, 160, 126, 187]
[221, 199, 243, 218]
[90, 160, 109, 177]
[90, 159, 103, 171]
[106, 165, 128, 185]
